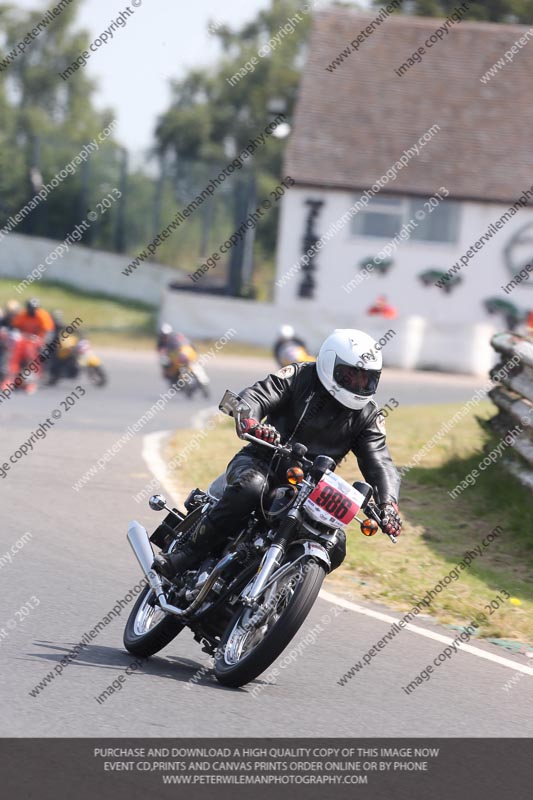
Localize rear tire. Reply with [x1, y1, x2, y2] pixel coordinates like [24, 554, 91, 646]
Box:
[214, 557, 326, 688]
[123, 585, 184, 658]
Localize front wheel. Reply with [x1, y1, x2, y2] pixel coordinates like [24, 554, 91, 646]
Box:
[87, 364, 107, 387]
[214, 557, 326, 688]
[190, 365, 210, 399]
[123, 585, 184, 658]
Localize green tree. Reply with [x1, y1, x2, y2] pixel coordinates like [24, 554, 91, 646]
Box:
[0, 1, 155, 253]
[372, 0, 533, 23]
[154, 0, 314, 292]
[1, 3, 99, 226]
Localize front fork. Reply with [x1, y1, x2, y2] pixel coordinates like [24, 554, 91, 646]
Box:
[240, 509, 302, 606]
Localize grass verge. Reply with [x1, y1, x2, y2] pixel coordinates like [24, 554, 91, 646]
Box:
[0, 278, 274, 356]
[0, 278, 156, 348]
[166, 402, 533, 644]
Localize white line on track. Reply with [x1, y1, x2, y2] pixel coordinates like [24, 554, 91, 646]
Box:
[142, 431, 533, 678]
[141, 430, 176, 498]
[320, 590, 533, 676]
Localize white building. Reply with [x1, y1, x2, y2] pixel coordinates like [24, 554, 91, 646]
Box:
[274, 9, 533, 373]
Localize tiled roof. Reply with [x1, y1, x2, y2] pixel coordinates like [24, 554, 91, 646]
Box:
[285, 9, 533, 203]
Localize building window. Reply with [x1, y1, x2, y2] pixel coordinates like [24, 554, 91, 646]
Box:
[352, 197, 404, 239]
[352, 194, 460, 243]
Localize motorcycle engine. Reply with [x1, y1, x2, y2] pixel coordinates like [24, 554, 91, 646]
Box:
[184, 556, 218, 602]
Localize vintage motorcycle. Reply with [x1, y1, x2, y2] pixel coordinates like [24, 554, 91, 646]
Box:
[124, 390, 396, 688]
[273, 326, 315, 368]
[275, 340, 316, 368]
[160, 339, 210, 399]
[48, 334, 107, 387]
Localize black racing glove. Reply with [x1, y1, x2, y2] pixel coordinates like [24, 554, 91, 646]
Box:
[237, 417, 281, 445]
[378, 502, 402, 537]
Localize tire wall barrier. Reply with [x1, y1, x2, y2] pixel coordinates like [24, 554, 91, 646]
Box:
[488, 332, 533, 491]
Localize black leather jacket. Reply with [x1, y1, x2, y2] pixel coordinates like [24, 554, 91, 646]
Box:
[239, 362, 400, 504]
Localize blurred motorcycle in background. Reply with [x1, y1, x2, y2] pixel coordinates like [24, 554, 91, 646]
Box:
[0, 329, 41, 394]
[273, 325, 315, 368]
[160, 332, 210, 399]
[47, 333, 107, 387]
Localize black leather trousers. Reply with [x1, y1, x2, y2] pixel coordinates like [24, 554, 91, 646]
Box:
[207, 450, 275, 535]
[206, 449, 346, 571]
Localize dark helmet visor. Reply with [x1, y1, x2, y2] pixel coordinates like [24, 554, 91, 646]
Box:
[333, 355, 381, 396]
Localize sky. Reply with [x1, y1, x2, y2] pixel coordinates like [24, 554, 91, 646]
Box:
[12, 0, 371, 156]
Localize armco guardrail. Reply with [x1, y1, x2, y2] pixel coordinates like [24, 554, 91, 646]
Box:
[487, 332, 533, 490]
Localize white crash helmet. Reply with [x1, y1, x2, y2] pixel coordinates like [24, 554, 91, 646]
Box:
[316, 329, 382, 410]
[280, 324, 295, 339]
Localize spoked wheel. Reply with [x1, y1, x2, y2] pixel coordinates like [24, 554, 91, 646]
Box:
[214, 556, 326, 688]
[123, 585, 184, 658]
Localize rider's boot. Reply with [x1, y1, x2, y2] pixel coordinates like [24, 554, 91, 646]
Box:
[152, 516, 222, 582]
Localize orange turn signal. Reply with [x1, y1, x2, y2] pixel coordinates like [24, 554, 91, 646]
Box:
[287, 466, 304, 485]
[361, 519, 379, 537]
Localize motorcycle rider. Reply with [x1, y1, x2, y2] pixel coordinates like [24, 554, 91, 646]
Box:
[157, 323, 174, 352]
[273, 324, 308, 365]
[0, 300, 21, 330]
[159, 327, 199, 382]
[10, 299, 56, 383]
[12, 299, 55, 340]
[0, 301, 22, 381]
[0, 316, 10, 384]
[154, 329, 402, 581]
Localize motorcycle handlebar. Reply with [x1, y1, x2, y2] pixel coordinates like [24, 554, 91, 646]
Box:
[241, 432, 397, 542]
[230, 395, 398, 543]
[363, 501, 398, 544]
[241, 432, 294, 458]
[240, 432, 313, 466]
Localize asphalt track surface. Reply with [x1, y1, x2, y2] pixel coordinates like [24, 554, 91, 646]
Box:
[1, 350, 532, 737]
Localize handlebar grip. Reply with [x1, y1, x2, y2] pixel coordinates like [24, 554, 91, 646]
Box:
[364, 503, 397, 543]
[241, 432, 279, 451]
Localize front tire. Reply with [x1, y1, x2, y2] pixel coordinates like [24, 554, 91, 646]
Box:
[88, 365, 107, 387]
[123, 585, 184, 658]
[214, 557, 326, 688]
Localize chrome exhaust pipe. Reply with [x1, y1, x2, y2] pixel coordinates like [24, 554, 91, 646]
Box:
[127, 521, 171, 610]
[127, 521, 156, 576]
[127, 521, 238, 620]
